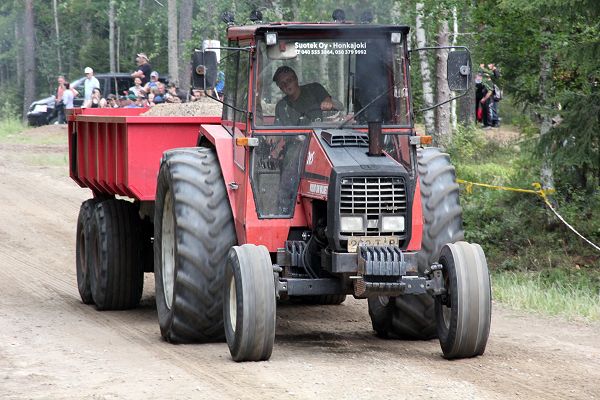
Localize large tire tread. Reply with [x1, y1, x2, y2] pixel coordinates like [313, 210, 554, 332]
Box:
[154, 148, 236, 343]
[89, 199, 144, 310]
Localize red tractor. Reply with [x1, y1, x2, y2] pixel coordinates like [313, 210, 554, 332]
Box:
[71, 16, 491, 362]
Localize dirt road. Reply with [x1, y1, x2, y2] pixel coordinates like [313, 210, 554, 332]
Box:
[1, 126, 599, 399]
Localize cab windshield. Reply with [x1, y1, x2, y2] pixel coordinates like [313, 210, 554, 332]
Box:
[253, 34, 411, 129]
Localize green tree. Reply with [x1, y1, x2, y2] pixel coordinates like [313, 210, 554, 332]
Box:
[473, 0, 599, 191]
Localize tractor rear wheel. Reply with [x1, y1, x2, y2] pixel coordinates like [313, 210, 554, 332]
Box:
[368, 147, 464, 339]
[436, 242, 491, 359]
[224, 244, 276, 362]
[76, 198, 102, 304]
[154, 148, 236, 343]
[88, 199, 144, 310]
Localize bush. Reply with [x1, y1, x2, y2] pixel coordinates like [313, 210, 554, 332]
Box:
[448, 121, 600, 274]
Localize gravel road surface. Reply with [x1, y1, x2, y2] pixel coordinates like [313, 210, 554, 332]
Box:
[0, 125, 598, 399]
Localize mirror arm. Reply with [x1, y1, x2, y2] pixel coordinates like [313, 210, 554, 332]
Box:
[418, 89, 469, 112]
[409, 45, 470, 54]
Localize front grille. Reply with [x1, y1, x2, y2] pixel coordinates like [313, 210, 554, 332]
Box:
[339, 176, 407, 236]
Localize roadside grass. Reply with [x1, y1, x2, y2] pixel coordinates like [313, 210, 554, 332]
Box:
[0, 114, 65, 146]
[25, 153, 68, 167]
[0, 116, 25, 140]
[493, 270, 600, 321]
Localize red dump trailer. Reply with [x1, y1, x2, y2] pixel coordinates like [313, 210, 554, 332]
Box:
[68, 107, 221, 201]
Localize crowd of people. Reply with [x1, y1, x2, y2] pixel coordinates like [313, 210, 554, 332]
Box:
[475, 63, 502, 128]
[53, 52, 219, 123]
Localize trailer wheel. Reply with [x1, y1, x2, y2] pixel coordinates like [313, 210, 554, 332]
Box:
[436, 242, 491, 359]
[224, 244, 276, 362]
[76, 198, 102, 304]
[154, 148, 236, 343]
[368, 147, 463, 339]
[88, 199, 144, 310]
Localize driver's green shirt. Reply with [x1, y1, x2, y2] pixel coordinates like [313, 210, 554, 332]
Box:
[274, 83, 330, 125]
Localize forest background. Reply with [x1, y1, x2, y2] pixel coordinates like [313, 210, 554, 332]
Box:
[0, 0, 598, 319]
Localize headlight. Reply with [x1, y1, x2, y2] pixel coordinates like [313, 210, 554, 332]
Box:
[381, 216, 405, 232]
[340, 216, 364, 232]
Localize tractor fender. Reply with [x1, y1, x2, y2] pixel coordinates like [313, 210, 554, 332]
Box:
[197, 124, 239, 221]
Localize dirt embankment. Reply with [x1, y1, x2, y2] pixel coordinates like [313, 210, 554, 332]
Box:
[0, 125, 599, 399]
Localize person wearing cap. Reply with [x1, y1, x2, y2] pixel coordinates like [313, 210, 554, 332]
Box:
[83, 67, 100, 106]
[143, 71, 163, 94]
[131, 53, 152, 85]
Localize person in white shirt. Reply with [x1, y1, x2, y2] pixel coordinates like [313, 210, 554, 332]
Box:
[82, 67, 100, 108]
[62, 82, 75, 109]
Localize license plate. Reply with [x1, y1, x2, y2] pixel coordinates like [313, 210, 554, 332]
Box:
[33, 104, 47, 113]
[347, 236, 399, 252]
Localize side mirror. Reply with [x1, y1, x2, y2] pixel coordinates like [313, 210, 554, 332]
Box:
[266, 41, 297, 60]
[192, 50, 218, 89]
[447, 51, 471, 92]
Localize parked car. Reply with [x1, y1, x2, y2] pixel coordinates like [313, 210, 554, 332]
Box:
[27, 73, 137, 126]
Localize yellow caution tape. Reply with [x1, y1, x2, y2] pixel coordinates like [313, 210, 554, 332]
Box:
[456, 179, 556, 198]
[456, 179, 600, 253]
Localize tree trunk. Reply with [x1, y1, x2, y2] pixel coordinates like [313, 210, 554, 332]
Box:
[108, 0, 116, 73]
[457, 4, 474, 126]
[450, 7, 458, 131]
[117, 26, 121, 73]
[52, 0, 62, 73]
[15, 22, 23, 94]
[539, 20, 555, 197]
[23, 0, 36, 123]
[435, 17, 451, 147]
[178, 0, 194, 93]
[168, 0, 179, 84]
[415, 3, 435, 136]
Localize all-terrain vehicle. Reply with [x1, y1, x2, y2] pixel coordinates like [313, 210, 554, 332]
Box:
[71, 15, 491, 362]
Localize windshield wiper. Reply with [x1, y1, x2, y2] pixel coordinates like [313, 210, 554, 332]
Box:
[337, 84, 396, 129]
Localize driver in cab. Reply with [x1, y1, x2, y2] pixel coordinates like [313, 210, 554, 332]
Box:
[273, 66, 341, 125]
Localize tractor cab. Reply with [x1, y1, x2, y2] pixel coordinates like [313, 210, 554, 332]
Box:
[250, 25, 411, 129]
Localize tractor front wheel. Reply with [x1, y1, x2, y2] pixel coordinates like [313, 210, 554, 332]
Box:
[368, 147, 463, 339]
[436, 242, 491, 359]
[224, 244, 276, 362]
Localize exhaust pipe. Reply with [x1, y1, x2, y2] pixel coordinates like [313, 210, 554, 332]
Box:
[368, 121, 383, 156]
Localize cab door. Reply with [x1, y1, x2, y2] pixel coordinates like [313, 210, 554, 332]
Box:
[221, 40, 252, 240]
